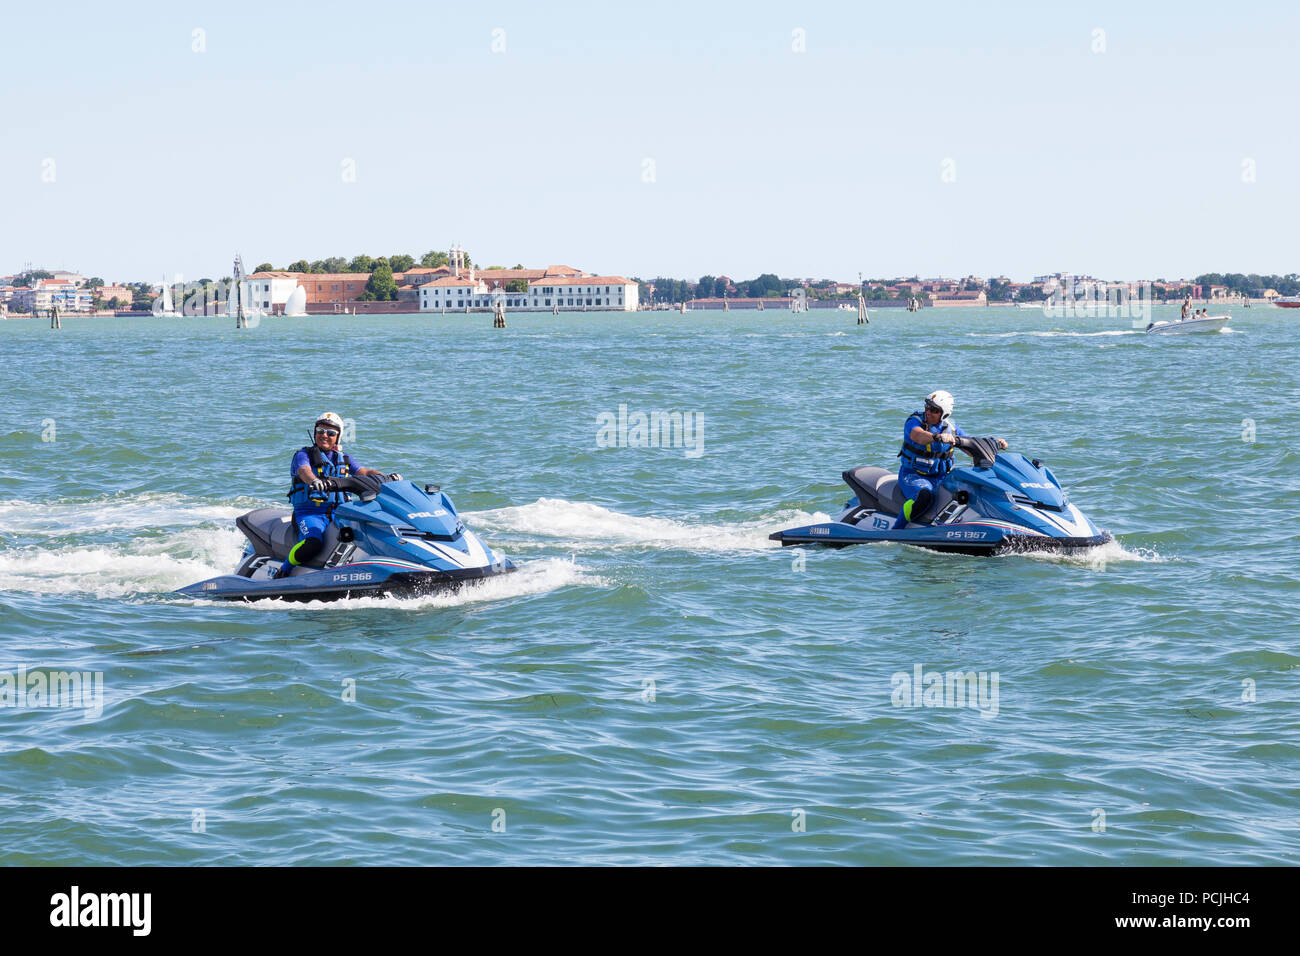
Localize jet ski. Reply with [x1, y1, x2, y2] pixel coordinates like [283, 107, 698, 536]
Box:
[178, 474, 514, 601]
[770, 436, 1111, 555]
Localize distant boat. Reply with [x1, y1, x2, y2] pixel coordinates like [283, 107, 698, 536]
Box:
[284, 286, 307, 316]
[1144, 314, 1231, 334]
[1275, 296, 1300, 309]
[153, 274, 180, 318]
[1044, 298, 1124, 316]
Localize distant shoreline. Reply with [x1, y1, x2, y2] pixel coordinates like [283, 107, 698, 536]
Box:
[2, 302, 1265, 322]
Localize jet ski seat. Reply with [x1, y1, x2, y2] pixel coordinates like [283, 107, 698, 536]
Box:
[843, 467, 906, 515]
[842, 466, 954, 524]
[235, 508, 341, 565]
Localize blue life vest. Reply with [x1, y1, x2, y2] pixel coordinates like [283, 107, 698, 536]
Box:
[288, 445, 352, 512]
[898, 410, 956, 478]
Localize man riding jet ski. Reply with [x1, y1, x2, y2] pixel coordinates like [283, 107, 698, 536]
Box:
[769, 391, 1110, 555]
[894, 390, 1007, 529]
[276, 412, 399, 579]
[176, 413, 514, 601]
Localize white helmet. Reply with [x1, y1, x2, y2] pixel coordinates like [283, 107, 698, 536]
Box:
[924, 390, 954, 420]
[314, 411, 344, 434]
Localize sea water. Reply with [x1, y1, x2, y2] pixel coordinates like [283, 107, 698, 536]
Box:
[0, 306, 1296, 864]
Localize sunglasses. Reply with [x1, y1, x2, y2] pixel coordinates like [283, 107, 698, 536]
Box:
[315, 427, 339, 437]
[924, 405, 943, 415]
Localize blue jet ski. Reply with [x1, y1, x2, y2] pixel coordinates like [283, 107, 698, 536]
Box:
[178, 474, 514, 601]
[770, 436, 1111, 555]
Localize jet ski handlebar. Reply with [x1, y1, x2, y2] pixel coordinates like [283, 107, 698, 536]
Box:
[320, 473, 389, 500]
[951, 435, 1000, 467]
[316, 474, 439, 502]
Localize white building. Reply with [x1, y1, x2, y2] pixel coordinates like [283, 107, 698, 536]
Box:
[419, 274, 488, 311]
[245, 272, 304, 313]
[15, 279, 92, 312]
[527, 276, 637, 310]
[418, 268, 639, 312]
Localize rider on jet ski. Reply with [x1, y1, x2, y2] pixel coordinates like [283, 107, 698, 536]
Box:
[893, 391, 1007, 529]
[273, 412, 401, 579]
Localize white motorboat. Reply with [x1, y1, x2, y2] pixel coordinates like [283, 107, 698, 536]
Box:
[1144, 314, 1230, 334]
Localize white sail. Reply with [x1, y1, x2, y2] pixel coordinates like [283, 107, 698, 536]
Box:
[227, 279, 240, 317]
[285, 286, 307, 316]
[152, 274, 181, 316]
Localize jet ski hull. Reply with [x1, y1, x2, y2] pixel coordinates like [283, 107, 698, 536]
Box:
[177, 558, 515, 602]
[769, 521, 1110, 555]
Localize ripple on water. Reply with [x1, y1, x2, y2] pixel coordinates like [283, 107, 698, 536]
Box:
[1, 309, 1297, 864]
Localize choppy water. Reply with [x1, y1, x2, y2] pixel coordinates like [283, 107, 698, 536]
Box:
[1, 306, 1297, 864]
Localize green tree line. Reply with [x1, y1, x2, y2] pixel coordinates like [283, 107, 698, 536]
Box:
[1194, 273, 1300, 296]
[630, 273, 938, 304]
[633, 272, 811, 304]
[253, 250, 474, 275]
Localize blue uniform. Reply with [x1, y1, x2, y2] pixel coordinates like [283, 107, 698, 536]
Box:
[278, 447, 365, 576]
[894, 411, 965, 526]
[289, 448, 362, 515]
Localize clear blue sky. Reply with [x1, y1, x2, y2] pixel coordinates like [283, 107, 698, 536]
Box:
[3, 0, 1298, 284]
